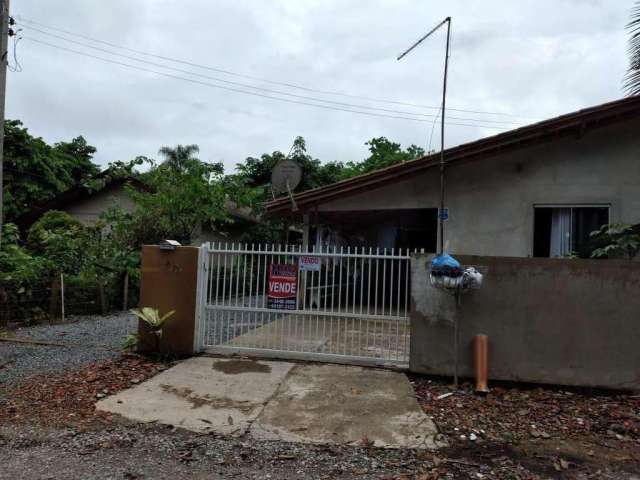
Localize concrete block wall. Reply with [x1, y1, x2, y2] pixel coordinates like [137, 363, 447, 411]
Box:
[410, 254, 640, 390]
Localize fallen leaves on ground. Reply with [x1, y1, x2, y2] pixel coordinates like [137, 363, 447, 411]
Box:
[0, 354, 166, 428]
[411, 377, 640, 446]
[409, 376, 640, 478]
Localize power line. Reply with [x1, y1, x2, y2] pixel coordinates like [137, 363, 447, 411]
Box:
[20, 24, 523, 126]
[23, 36, 511, 130]
[16, 14, 534, 120]
[21, 25, 523, 126]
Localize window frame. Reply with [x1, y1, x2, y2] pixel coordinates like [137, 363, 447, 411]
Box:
[531, 203, 611, 258]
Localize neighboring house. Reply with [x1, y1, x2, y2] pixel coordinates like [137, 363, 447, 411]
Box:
[17, 172, 147, 229]
[18, 172, 260, 245]
[190, 200, 261, 246]
[266, 96, 640, 258]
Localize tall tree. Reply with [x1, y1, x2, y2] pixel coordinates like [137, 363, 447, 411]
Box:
[232, 136, 345, 206]
[158, 144, 201, 171]
[129, 145, 228, 244]
[343, 137, 425, 177]
[231, 135, 425, 207]
[625, 1, 640, 95]
[2, 120, 99, 221]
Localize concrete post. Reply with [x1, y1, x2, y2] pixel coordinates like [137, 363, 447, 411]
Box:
[138, 245, 199, 356]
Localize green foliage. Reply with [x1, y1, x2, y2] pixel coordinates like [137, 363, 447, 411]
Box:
[2, 118, 428, 323]
[0, 223, 47, 283]
[590, 223, 640, 260]
[89, 206, 141, 277]
[124, 145, 230, 245]
[625, 1, 640, 96]
[230, 135, 424, 212]
[232, 136, 341, 206]
[27, 211, 88, 274]
[0, 223, 49, 325]
[2, 120, 98, 221]
[343, 137, 425, 177]
[130, 307, 174, 337]
[123, 333, 140, 350]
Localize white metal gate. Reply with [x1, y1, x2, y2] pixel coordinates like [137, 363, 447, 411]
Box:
[195, 243, 412, 367]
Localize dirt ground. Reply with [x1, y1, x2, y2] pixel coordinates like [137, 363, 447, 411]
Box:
[411, 375, 640, 479]
[1, 353, 639, 479]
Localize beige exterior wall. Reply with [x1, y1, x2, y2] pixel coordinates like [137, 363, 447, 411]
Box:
[317, 120, 640, 257]
[61, 185, 136, 226]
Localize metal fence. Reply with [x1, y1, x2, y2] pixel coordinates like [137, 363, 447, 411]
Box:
[197, 243, 415, 367]
[0, 274, 137, 328]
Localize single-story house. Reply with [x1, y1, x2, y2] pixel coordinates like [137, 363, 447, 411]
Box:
[18, 171, 260, 245]
[266, 96, 640, 258]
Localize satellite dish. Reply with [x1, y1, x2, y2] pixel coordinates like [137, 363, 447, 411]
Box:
[271, 159, 302, 193]
[271, 159, 302, 212]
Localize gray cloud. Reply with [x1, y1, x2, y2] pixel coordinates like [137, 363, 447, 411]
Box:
[6, 0, 631, 172]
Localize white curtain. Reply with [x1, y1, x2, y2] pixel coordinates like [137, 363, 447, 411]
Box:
[550, 208, 571, 257]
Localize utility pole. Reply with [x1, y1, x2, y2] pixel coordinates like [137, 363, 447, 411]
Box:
[0, 0, 9, 248]
[398, 16, 451, 255]
[398, 17, 459, 389]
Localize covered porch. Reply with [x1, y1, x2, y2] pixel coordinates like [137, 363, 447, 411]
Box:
[305, 208, 439, 254]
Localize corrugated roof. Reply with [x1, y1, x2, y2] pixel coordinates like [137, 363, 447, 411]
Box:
[266, 95, 640, 215]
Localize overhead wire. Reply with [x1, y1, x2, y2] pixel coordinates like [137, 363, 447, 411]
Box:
[8, 32, 23, 72]
[22, 36, 511, 130]
[16, 14, 535, 121]
[20, 24, 522, 126]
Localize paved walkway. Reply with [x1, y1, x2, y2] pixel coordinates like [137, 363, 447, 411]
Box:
[207, 311, 410, 365]
[97, 356, 441, 449]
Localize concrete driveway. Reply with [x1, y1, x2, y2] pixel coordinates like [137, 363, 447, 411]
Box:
[97, 356, 442, 449]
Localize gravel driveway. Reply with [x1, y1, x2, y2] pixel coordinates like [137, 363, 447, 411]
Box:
[0, 422, 423, 480]
[0, 313, 136, 388]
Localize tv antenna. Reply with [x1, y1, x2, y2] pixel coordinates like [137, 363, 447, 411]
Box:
[271, 159, 302, 212]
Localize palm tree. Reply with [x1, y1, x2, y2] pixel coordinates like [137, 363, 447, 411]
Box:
[625, 1, 640, 95]
[158, 144, 200, 171]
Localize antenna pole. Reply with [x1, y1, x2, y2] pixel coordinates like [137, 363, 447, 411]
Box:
[397, 16, 451, 255]
[286, 179, 298, 212]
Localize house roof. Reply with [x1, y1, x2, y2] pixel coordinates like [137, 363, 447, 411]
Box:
[265, 95, 640, 215]
[16, 172, 150, 230]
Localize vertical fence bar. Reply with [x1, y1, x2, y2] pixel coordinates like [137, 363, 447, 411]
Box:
[287, 245, 294, 352]
[220, 244, 228, 346]
[344, 247, 351, 356]
[226, 243, 234, 344]
[381, 249, 387, 316]
[404, 253, 410, 361]
[214, 243, 221, 345]
[374, 247, 380, 358]
[388, 248, 395, 360]
[365, 247, 372, 356]
[258, 244, 265, 347]
[350, 246, 357, 355]
[329, 246, 336, 353]
[351, 248, 358, 315]
[269, 244, 275, 350]
[358, 250, 364, 357]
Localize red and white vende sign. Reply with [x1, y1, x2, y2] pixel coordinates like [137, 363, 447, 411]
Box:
[267, 263, 297, 310]
[298, 255, 321, 272]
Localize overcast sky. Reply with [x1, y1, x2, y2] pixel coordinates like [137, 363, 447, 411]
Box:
[6, 1, 631, 172]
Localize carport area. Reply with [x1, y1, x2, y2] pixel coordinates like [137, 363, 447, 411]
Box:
[96, 356, 442, 450]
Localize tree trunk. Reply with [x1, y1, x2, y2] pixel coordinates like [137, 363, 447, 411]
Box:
[122, 272, 129, 311]
[97, 278, 107, 314]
